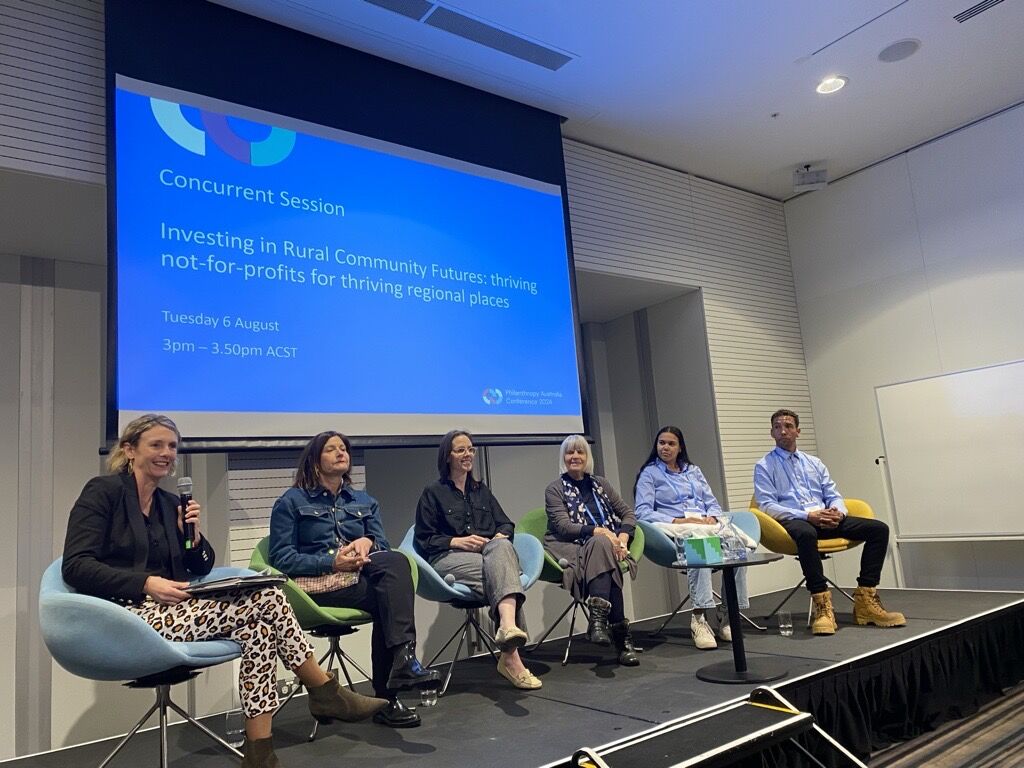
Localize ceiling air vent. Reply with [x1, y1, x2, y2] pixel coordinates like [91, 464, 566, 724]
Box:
[954, 0, 1005, 23]
[362, 1, 574, 70]
[423, 7, 572, 70]
[363, 0, 433, 21]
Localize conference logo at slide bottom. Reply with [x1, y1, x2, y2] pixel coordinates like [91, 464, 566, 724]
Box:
[482, 387, 503, 405]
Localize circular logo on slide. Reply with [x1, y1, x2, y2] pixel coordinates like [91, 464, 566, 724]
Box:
[149, 98, 296, 166]
[482, 387, 503, 405]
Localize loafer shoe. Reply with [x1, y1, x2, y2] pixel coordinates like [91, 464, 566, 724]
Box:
[494, 625, 528, 652]
[372, 698, 421, 729]
[496, 659, 542, 690]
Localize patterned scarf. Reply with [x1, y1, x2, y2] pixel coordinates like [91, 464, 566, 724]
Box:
[560, 474, 622, 531]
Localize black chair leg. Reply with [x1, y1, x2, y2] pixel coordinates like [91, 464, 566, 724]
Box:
[561, 601, 582, 666]
[651, 594, 693, 635]
[764, 577, 808, 619]
[439, 620, 472, 696]
[425, 609, 490, 696]
[710, 589, 767, 631]
[825, 576, 856, 604]
[764, 567, 857, 624]
[528, 599, 577, 653]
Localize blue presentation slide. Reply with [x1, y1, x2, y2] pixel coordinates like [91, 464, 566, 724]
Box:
[115, 78, 583, 430]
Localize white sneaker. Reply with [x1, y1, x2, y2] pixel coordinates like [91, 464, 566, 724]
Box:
[715, 607, 732, 642]
[691, 614, 717, 650]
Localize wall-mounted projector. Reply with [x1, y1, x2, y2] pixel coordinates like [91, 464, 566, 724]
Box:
[793, 165, 828, 192]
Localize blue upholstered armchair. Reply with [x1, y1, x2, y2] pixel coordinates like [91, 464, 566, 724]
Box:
[398, 525, 543, 694]
[39, 558, 254, 768]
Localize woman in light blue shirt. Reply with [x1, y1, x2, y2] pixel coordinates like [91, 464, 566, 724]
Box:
[633, 426, 748, 650]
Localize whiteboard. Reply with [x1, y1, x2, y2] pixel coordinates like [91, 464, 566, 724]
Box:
[876, 360, 1024, 539]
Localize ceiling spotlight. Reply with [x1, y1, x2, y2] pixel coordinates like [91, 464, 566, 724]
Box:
[816, 75, 848, 95]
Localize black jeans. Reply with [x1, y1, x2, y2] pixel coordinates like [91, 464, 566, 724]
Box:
[779, 515, 890, 594]
[315, 550, 416, 697]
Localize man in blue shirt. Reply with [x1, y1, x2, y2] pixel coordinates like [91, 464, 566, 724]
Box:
[754, 409, 905, 635]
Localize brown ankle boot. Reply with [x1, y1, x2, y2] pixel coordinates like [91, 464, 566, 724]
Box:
[307, 671, 388, 724]
[853, 586, 906, 627]
[810, 591, 837, 635]
[241, 736, 279, 768]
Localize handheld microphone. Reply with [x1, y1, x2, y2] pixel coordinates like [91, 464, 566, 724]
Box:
[177, 476, 195, 549]
[443, 574, 457, 586]
[557, 558, 570, 568]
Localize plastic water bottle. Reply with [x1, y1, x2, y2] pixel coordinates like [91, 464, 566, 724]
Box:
[673, 535, 687, 566]
[723, 531, 747, 561]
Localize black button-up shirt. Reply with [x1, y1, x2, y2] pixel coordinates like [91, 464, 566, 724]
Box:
[414, 478, 514, 561]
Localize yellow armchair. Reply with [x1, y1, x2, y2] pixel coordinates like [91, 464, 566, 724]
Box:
[749, 497, 874, 618]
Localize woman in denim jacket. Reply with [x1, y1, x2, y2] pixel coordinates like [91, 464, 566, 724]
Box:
[270, 431, 438, 728]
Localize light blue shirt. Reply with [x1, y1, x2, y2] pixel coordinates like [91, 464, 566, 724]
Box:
[634, 459, 722, 524]
[753, 446, 847, 522]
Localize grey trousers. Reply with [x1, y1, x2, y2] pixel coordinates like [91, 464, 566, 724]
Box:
[431, 537, 527, 631]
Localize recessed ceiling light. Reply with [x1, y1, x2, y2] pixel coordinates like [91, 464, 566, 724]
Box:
[816, 75, 848, 95]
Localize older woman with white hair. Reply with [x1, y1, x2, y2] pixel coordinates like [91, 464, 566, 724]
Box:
[543, 435, 639, 666]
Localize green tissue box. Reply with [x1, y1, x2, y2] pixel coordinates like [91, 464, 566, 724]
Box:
[684, 536, 723, 565]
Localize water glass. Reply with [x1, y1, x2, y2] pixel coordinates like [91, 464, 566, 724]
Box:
[778, 610, 794, 637]
[420, 687, 439, 707]
[224, 708, 245, 747]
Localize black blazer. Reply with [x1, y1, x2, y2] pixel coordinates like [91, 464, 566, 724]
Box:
[62, 472, 215, 604]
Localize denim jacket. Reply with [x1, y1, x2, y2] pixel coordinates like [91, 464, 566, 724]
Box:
[269, 484, 391, 577]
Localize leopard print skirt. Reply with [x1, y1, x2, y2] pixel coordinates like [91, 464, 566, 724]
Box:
[129, 586, 314, 718]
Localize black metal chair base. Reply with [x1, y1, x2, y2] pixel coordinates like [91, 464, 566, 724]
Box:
[275, 627, 371, 742]
[528, 598, 589, 666]
[652, 590, 767, 635]
[763, 559, 856, 621]
[425, 606, 499, 695]
[98, 679, 243, 768]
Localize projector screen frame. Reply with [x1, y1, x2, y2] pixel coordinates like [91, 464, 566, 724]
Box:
[103, 0, 590, 449]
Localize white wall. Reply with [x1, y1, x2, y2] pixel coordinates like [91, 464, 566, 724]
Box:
[565, 142, 818, 510]
[646, 290, 725, 499]
[785, 102, 1024, 589]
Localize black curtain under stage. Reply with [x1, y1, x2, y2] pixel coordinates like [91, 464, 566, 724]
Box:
[746, 601, 1024, 767]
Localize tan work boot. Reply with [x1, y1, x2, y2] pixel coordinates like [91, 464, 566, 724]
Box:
[810, 591, 837, 635]
[853, 586, 906, 627]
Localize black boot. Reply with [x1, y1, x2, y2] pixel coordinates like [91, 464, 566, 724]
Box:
[611, 620, 640, 666]
[386, 642, 440, 691]
[586, 596, 612, 646]
[373, 696, 421, 728]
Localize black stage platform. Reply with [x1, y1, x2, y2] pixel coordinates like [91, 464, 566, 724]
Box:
[11, 588, 1023, 768]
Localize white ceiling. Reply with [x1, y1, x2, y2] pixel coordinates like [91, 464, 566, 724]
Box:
[212, 0, 1024, 201]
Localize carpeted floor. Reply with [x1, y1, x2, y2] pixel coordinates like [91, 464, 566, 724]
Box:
[869, 683, 1024, 767]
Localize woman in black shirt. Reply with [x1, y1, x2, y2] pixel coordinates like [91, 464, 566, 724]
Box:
[414, 429, 540, 690]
